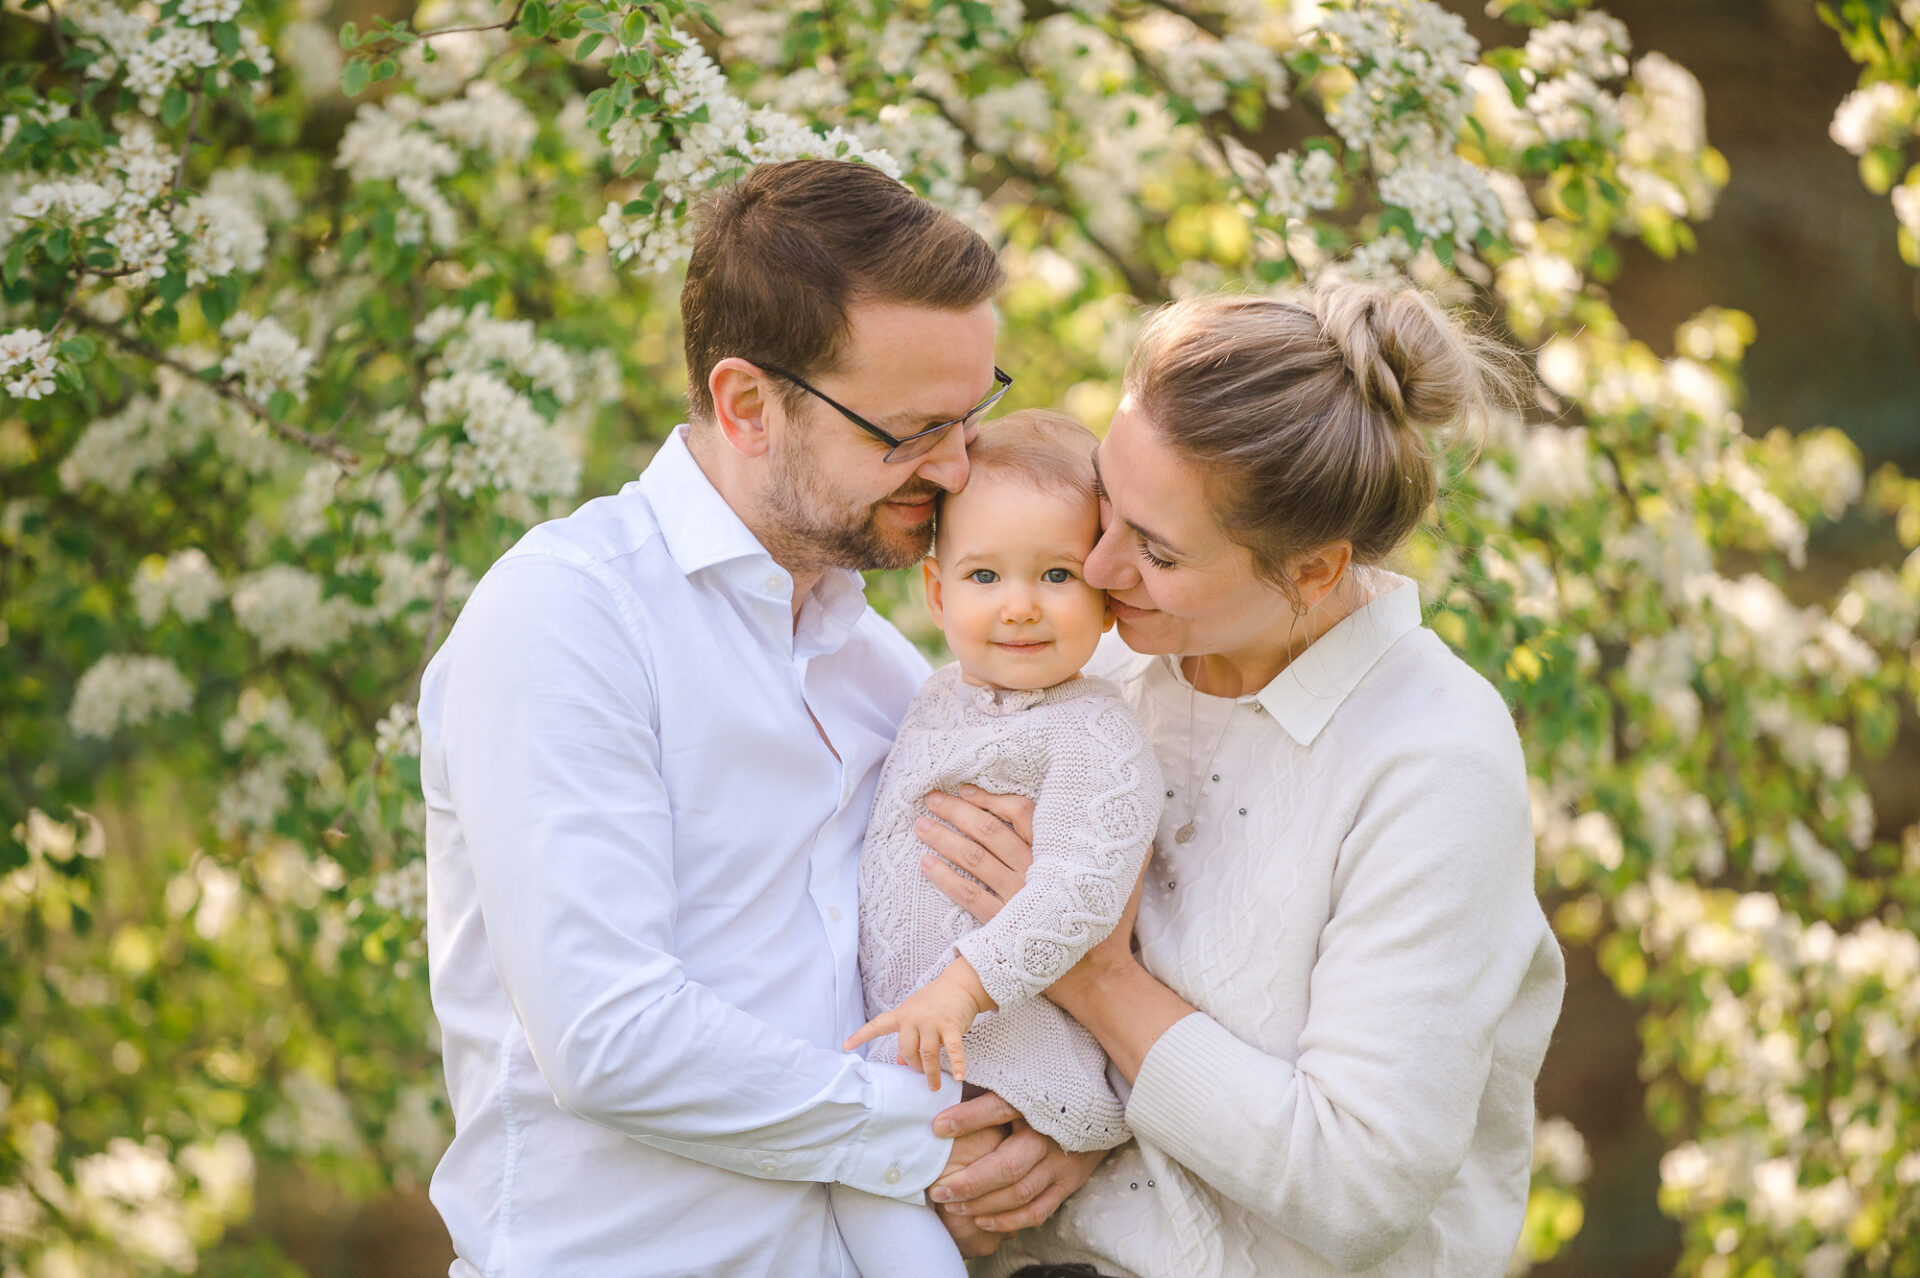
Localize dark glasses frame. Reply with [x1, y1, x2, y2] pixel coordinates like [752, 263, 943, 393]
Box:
[754, 362, 1014, 463]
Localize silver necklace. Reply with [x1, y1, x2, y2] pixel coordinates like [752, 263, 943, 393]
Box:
[1173, 665, 1237, 845]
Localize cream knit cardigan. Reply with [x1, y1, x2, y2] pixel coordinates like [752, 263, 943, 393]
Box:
[857, 664, 1164, 1153]
[977, 575, 1566, 1278]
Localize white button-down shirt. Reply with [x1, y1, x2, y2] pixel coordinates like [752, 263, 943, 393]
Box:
[421, 426, 959, 1277]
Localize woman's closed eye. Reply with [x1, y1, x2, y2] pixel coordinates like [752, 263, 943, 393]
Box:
[967, 568, 1000, 584]
[1138, 538, 1175, 570]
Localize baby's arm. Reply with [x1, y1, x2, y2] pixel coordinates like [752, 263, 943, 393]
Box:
[952, 695, 1163, 1013]
[845, 956, 995, 1090]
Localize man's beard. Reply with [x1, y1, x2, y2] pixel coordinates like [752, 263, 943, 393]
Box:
[760, 436, 940, 574]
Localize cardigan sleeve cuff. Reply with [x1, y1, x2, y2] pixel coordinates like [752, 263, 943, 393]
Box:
[1124, 1011, 1283, 1161]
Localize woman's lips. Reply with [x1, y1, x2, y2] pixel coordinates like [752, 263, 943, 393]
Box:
[1108, 597, 1156, 621]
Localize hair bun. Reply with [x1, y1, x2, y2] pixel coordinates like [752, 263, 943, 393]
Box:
[1313, 282, 1508, 440]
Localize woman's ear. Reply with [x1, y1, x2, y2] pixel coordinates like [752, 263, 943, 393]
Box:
[922, 558, 945, 630]
[708, 358, 777, 458]
[1291, 541, 1354, 610]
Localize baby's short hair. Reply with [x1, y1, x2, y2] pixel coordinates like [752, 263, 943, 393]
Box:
[937, 409, 1098, 541]
[934, 410, 1099, 556]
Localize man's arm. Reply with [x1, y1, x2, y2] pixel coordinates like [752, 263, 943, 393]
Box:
[436, 554, 957, 1199]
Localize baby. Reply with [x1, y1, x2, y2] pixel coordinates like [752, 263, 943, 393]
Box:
[831, 410, 1164, 1277]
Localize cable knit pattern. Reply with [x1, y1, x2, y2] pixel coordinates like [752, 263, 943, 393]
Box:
[975, 575, 1565, 1278]
[858, 664, 1163, 1153]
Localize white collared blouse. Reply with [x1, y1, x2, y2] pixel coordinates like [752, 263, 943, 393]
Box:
[420, 427, 960, 1278]
[980, 572, 1566, 1278]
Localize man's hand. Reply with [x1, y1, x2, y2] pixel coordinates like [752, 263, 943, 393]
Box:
[930, 1092, 1108, 1233]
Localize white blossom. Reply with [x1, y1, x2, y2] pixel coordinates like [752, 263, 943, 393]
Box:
[1524, 12, 1630, 81]
[1828, 81, 1914, 155]
[132, 548, 224, 626]
[1265, 149, 1341, 221]
[422, 369, 580, 498]
[1377, 150, 1504, 244]
[375, 701, 421, 758]
[69, 654, 193, 737]
[230, 565, 352, 653]
[179, 0, 241, 24]
[371, 857, 428, 918]
[0, 327, 58, 400]
[219, 312, 314, 403]
[174, 192, 268, 285]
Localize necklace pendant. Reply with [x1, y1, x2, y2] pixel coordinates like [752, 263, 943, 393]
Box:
[1174, 822, 1196, 845]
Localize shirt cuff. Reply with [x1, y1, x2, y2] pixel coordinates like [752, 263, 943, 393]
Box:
[842, 1060, 963, 1202]
[1123, 1011, 1265, 1159]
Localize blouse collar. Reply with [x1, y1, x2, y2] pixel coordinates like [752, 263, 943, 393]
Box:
[1161, 570, 1424, 747]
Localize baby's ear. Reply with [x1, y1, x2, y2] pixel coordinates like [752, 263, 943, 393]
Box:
[922, 558, 944, 629]
[1101, 591, 1115, 633]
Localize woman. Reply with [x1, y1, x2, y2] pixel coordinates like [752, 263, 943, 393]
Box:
[919, 282, 1566, 1276]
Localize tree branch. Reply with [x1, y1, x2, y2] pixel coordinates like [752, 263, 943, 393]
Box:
[74, 312, 361, 467]
[910, 89, 1168, 302]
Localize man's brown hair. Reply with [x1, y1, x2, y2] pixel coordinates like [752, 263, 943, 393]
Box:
[680, 159, 1006, 424]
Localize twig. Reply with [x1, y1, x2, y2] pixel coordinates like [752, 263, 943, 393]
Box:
[74, 312, 361, 467]
[911, 89, 1168, 302]
[407, 0, 527, 41]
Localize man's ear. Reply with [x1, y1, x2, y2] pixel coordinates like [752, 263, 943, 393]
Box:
[922, 558, 945, 630]
[708, 358, 779, 459]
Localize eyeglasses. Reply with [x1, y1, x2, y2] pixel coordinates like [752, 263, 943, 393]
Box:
[755, 362, 1014, 463]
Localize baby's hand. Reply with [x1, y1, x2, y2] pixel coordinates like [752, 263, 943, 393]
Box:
[845, 960, 996, 1090]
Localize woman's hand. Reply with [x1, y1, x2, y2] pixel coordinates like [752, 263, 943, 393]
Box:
[931, 1092, 1107, 1234]
[917, 786, 1036, 921]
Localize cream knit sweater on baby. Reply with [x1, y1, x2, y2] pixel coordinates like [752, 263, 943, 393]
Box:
[856, 663, 1163, 1153]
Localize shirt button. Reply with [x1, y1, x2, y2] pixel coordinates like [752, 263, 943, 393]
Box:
[884, 1165, 902, 1185]
[760, 1159, 778, 1174]
[765, 574, 783, 592]
[828, 905, 843, 922]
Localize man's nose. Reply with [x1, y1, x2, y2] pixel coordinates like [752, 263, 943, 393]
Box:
[912, 422, 971, 494]
[1084, 521, 1138, 591]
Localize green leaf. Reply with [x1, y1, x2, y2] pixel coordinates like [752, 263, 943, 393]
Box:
[517, 0, 551, 38]
[576, 32, 603, 61]
[231, 60, 261, 82]
[339, 19, 360, 49]
[56, 334, 96, 362]
[211, 19, 240, 56]
[46, 227, 70, 263]
[372, 58, 398, 82]
[161, 85, 190, 127]
[267, 389, 295, 417]
[342, 59, 370, 96]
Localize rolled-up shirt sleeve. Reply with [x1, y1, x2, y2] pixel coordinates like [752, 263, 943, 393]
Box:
[438, 554, 956, 1200]
[1121, 732, 1561, 1271]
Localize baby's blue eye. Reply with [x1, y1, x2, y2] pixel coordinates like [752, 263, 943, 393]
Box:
[967, 569, 999, 584]
[1042, 568, 1074, 584]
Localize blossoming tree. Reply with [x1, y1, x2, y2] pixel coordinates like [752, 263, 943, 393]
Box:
[2, 0, 1917, 1272]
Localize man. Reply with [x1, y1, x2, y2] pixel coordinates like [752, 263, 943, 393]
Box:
[420, 159, 1088, 1276]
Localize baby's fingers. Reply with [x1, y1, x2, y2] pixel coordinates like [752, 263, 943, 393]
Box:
[903, 1024, 943, 1091]
[843, 1012, 895, 1053]
[943, 1024, 968, 1084]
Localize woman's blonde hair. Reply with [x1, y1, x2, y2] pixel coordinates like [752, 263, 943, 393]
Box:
[1123, 282, 1525, 595]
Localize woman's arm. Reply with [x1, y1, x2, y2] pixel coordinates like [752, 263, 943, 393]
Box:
[926, 736, 1562, 1270]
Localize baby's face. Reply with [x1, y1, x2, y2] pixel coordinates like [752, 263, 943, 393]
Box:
[924, 473, 1109, 691]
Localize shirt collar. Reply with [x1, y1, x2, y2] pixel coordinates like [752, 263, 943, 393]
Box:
[639, 425, 772, 577]
[639, 425, 872, 650]
[1252, 571, 1423, 746]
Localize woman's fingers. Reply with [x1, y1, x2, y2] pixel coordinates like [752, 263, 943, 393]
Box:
[955, 786, 1036, 851]
[923, 792, 1034, 877]
[920, 851, 1003, 924]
